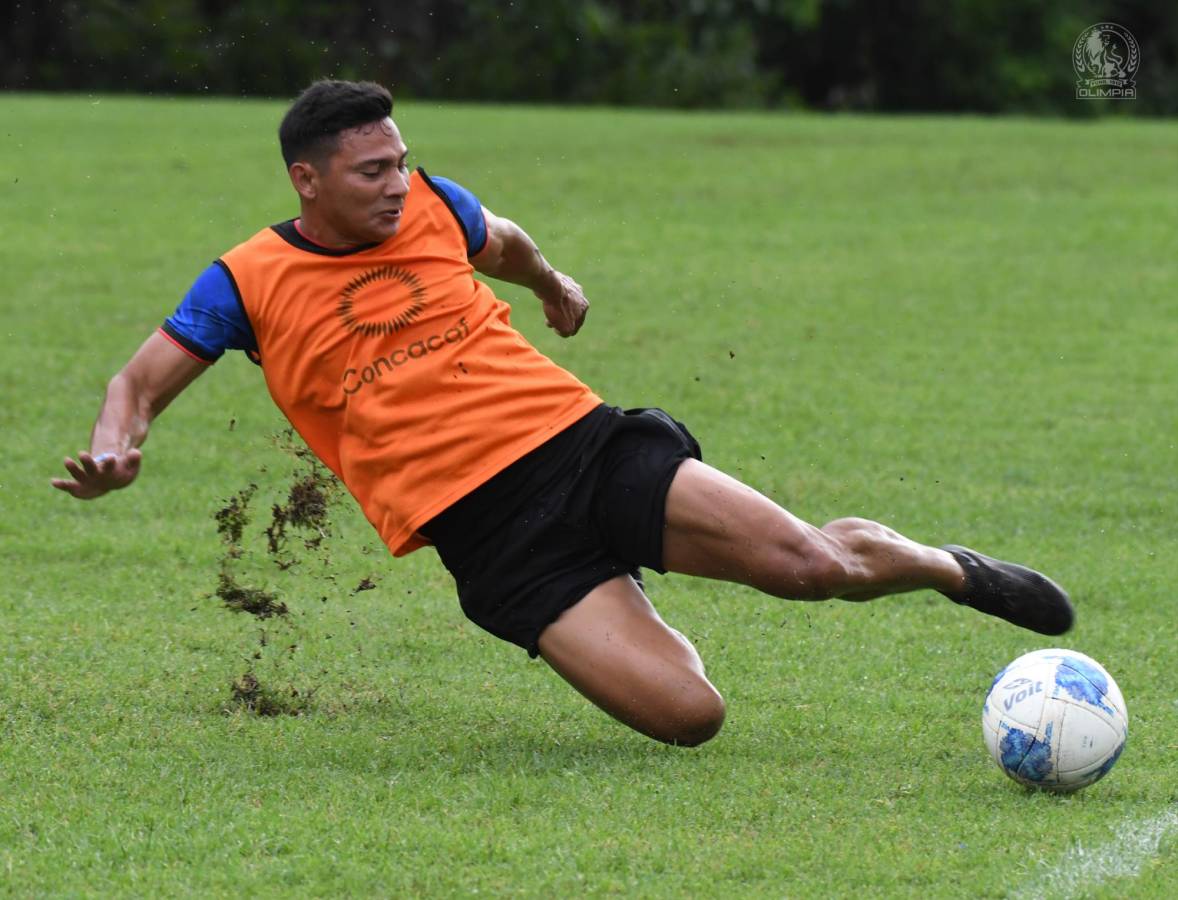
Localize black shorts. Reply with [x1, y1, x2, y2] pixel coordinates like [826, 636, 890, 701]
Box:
[420, 404, 702, 657]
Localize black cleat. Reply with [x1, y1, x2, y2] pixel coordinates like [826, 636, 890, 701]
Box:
[941, 545, 1074, 635]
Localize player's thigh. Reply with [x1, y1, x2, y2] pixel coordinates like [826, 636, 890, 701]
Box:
[662, 458, 836, 595]
[537, 574, 724, 745]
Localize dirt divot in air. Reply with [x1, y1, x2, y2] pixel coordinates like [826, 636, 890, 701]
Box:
[216, 571, 289, 619]
[214, 483, 256, 558]
[212, 430, 346, 716]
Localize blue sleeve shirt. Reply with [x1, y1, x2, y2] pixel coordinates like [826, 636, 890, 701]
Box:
[162, 171, 487, 364]
[161, 261, 257, 364]
[428, 174, 488, 256]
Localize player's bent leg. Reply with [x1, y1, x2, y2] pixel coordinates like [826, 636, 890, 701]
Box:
[537, 574, 725, 747]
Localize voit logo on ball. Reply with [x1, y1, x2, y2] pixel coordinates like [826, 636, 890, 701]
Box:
[1074, 22, 1139, 100]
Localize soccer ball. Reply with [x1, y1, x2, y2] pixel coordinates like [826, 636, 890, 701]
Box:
[982, 649, 1128, 792]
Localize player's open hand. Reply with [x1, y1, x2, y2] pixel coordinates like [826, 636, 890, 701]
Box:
[52, 449, 142, 499]
[538, 271, 589, 337]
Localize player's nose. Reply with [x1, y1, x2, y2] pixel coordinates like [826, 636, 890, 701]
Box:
[386, 168, 410, 198]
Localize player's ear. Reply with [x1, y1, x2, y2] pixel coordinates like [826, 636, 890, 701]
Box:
[288, 161, 319, 201]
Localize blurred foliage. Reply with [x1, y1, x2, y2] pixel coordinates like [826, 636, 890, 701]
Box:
[2, 0, 1175, 113]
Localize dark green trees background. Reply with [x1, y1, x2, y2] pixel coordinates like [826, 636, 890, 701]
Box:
[3, 1, 1175, 113]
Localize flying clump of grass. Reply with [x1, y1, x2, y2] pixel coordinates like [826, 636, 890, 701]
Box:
[211, 430, 357, 716]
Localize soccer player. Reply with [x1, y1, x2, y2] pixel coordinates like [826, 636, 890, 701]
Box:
[53, 80, 1073, 747]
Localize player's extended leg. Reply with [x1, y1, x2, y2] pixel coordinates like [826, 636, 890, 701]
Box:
[662, 459, 1073, 632]
[537, 573, 725, 747]
[662, 459, 963, 599]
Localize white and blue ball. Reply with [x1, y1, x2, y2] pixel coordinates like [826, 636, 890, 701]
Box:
[982, 649, 1128, 792]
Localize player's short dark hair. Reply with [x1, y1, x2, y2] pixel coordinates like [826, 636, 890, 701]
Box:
[279, 80, 393, 170]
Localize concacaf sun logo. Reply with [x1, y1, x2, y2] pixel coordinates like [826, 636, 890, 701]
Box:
[336, 265, 427, 337]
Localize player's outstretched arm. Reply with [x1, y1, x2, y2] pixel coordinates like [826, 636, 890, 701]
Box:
[471, 208, 588, 337]
[52, 332, 208, 500]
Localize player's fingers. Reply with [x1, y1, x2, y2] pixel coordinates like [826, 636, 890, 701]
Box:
[78, 453, 99, 477]
[63, 457, 87, 480]
[566, 301, 587, 335]
[50, 478, 91, 499]
[557, 305, 577, 335]
[544, 301, 570, 335]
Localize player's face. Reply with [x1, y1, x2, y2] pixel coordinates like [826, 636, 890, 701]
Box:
[315, 117, 410, 245]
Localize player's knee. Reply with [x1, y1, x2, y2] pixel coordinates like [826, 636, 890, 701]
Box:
[764, 531, 850, 600]
[802, 517, 891, 598]
[807, 545, 852, 599]
[663, 683, 726, 747]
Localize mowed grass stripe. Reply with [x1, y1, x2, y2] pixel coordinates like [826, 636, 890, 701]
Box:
[1, 94, 1176, 896]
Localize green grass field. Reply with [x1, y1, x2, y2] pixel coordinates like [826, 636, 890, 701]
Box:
[2, 93, 1177, 897]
